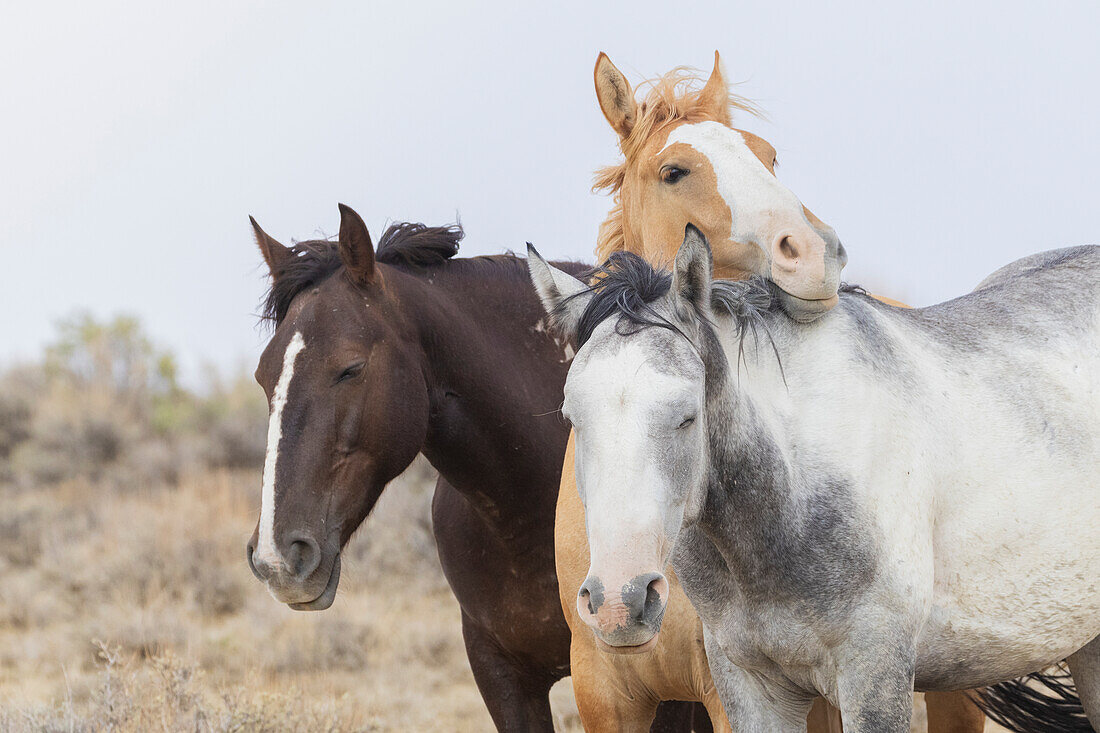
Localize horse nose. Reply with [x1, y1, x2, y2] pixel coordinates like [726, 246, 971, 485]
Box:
[625, 572, 668, 623]
[770, 227, 841, 299]
[772, 230, 825, 276]
[284, 533, 321, 580]
[246, 533, 321, 582]
[576, 572, 668, 635]
[577, 576, 605, 622]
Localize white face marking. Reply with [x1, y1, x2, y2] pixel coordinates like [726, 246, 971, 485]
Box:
[566, 327, 704, 586]
[255, 330, 306, 567]
[661, 121, 808, 250]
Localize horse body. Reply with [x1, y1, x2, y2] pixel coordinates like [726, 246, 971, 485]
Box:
[531, 234, 1100, 731]
[393, 257, 578, 700]
[698, 247, 1100, 644]
[684, 248, 1100, 729]
[247, 206, 581, 730]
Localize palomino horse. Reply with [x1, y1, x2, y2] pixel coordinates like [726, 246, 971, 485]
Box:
[556, 52, 985, 732]
[245, 204, 702, 730]
[530, 229, 1100, 732]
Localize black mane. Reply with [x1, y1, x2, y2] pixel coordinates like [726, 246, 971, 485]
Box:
[568, 251, 777, 348]
[261, 221, 463, 324]
[377, 222, 463, 268]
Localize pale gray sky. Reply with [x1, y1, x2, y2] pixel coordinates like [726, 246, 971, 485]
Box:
[3, 0, 1098, 384]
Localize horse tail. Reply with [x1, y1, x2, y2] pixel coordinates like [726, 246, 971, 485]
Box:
[973, 663, 1095, 732]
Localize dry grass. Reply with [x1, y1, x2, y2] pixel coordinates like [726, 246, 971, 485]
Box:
[0, 461, 572, 731]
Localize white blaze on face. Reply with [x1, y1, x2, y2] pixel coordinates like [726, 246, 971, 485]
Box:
[661, 121, 808, 251]
[255, 330, 306, 567]
[567, 334, 699, 583]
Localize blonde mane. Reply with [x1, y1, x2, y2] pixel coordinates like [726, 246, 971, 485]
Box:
[593, 68, 762, 261]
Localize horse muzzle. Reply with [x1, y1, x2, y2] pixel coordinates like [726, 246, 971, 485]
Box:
[769, 226, 845, 321]
[247, 535, 342, 611]
[576, 571, 668, 654]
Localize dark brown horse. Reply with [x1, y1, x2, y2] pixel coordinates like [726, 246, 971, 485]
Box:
[245, 203, 573, 728]
[245, 204, 709, 730]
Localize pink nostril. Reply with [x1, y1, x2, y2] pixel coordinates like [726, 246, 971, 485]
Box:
[778, 235, 800, 265]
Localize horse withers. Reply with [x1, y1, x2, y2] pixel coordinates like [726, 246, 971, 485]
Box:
[529, 228, 1100, 732]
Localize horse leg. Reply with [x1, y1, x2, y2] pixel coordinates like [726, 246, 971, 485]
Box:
[702, 627, 812, 732]
[923, 691, 985, 733]
[695, 695, 729, 733]
[834, 657, 915, 733]
[806, 689, 984, 733]
[460, 611, 554, 732]
[700, 634, 839, 733]
[1067, 634, 1100, 725]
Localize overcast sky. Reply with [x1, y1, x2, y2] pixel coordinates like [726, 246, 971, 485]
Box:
[3, 0, 1098, 384]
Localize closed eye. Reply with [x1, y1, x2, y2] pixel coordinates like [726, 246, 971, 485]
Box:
[335, 362, 365, 384]
[677, 417, 696, 430]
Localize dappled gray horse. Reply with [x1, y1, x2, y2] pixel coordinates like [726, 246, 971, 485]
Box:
[527, 228, 1100, 732]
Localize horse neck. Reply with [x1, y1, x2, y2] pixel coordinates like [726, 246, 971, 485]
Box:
[698, 306, 871, 589]
[708, 309, 794, 428]
[388, 260, 574, 527]
[698, 312, 807, 559]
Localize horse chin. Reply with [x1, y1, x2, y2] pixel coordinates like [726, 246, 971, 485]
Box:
[288, 554, 341, 612]
[776, 289, 839, 323]
[592, 631, 660, 656]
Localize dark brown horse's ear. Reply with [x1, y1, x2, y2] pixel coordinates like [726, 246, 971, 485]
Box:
[698, 51, 731, 127]
[337, 203, 375, 284]
[594, 52, 637, 140]
[250, 216, 294, 277]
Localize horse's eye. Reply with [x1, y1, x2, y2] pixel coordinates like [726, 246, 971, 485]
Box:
[661, 166, 689, 184]
[336, 362, 365, 384]
[677, 417, 696, 430]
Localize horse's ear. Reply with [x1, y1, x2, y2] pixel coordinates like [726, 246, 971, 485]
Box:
[698, 51, 731, 126]
[251, 216, 294, 278]
[337, 203, 375, 284]
[527, 244, 591, 336]
[673, 224, 714, 312]
[594, 52, 637, 140]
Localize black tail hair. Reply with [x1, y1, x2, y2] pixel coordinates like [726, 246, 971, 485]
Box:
[974, 664, 1094, 732]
